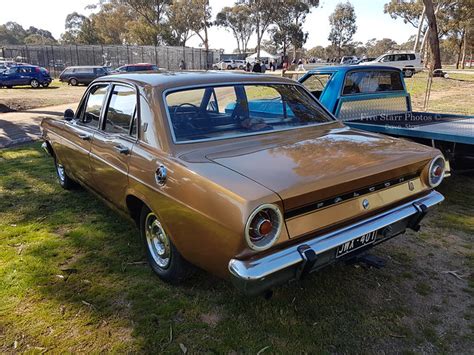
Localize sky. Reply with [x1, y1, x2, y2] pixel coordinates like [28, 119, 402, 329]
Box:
[0, 0, 417, 52]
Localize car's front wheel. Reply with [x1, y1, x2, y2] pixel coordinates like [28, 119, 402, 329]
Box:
[54, 159, 76, 189]
[30, 79, 40, 88]
[140, 207, 191, 283]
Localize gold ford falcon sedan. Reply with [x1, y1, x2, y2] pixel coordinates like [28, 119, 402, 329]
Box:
[41, 71, 446, 295]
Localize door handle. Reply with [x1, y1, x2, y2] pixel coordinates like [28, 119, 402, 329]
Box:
[114, 145, 129, 155]
[78, 133, 91, 140]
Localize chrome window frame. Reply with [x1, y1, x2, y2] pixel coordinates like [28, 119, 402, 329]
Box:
[162, 81, 337, 145]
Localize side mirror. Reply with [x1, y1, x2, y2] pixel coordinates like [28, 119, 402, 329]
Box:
[64, 109, 74, 121]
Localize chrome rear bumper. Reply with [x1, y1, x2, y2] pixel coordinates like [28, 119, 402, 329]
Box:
[228, 190, 444, 295]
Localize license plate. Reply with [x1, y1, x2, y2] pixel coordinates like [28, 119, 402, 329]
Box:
[335, 231, 377, 258]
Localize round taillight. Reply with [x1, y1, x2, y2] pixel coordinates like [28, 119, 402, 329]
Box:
[427, 155, 446, 188]
[245, 204, 283, 251]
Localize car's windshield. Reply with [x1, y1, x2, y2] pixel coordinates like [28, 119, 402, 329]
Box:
[165, 84, 334, 143]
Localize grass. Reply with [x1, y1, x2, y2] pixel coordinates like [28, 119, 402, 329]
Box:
[405, 72, 474, 115]
[1, 143, 473, 352]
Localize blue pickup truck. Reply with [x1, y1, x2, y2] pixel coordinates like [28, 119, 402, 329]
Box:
[297, 65, 473, 170]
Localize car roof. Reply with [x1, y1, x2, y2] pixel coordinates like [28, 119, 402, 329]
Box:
[95, 71, 297, 90]
[306, 65, 402, 74]
[66, 66, 105, 69]
[120, 63, 155, 67]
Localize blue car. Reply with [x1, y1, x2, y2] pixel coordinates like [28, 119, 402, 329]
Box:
[0, 65, 52, 88]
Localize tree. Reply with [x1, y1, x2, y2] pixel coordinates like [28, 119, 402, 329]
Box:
[118, 0, 172, 45]
[365, 38, 398, 57]
[88, 0, 133, 44]
[422, 0, 442, 70]
[240, 0, 277, 58]
[328, 2, 357, 57]
[270, 0, 319, 59]
[0, 22, 57, 45]
[61, 12, 99, 44]
[216, 4, 254, 54]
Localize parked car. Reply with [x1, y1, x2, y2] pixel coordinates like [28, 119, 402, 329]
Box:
[298, 65, 473, 170]
[113, 63, 161, 73]
[340, 56, 358, 65]
[212, 60, 238, 70]
[0, 65, 52, 88]
[356, 57, 376, 64]
[361, 51, 422, 77]
[59, 66, 109, 86]
[41, 71, 445, 295]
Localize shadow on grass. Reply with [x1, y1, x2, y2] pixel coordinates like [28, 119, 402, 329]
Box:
[1, 143, 472, 352]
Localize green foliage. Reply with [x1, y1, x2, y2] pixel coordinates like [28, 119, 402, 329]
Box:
[328, 1, 357, 56]
[216, 4, 254, 54]
[0, 22, 57, 45]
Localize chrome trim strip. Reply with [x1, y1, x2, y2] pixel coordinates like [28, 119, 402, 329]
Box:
[229, 190, 444, 283]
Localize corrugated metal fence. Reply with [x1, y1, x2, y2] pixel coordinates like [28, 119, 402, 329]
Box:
[0, 44, 219, 76]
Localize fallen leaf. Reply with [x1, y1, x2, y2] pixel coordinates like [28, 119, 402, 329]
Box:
[257, 346, 270, 354]
[179, 343, 187, 354]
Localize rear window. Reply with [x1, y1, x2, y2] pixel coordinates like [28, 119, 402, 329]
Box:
[165, 84, 333, 143]
[342, 71, 404, 95]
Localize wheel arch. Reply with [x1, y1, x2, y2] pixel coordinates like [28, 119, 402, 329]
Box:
[126, 194, 146, 226]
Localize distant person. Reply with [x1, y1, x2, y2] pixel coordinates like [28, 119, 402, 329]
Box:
[297, 58, 304, 71]
[261, 61, 267, 73]
[282, 61, 288, 71]
[269, 61, 274, 71]
[252, 61, 261, 73]
[179, 60, 185, 70]
[246, 61, 251, 72]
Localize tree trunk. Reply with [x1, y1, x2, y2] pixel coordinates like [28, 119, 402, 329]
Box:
[461, 28, 468, 69]
[422, 0, 442, 71]
[414, 5, 426, 52]
[456, 30, 465, 69]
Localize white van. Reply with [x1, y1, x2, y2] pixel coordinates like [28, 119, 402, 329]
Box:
[362, 51, 422, 77]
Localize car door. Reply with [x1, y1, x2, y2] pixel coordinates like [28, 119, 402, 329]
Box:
[89, 83, 137, 209]
[59, 83, 109, 184]
[2, 67, 22, 86]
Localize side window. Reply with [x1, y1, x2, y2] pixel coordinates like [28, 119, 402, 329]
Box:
[104, 85, 136, 135]
[81, 84, 109, 128]
[209, 86, 238, 114]
[408, 54, 415, 60]
[302, 74, 332, 93]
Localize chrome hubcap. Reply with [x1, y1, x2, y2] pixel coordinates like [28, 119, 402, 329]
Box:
[56, 163, 65, 182]
[145, 213, 171, 268]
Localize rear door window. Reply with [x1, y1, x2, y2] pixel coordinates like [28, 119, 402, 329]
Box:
[103, 85, 136, 135]
[343, 71, 404, 95]
[81, 84, 109, 128]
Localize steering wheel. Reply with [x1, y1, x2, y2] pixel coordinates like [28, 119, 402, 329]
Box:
[173, 102, 199, 116]
[172, 103, 200, 129]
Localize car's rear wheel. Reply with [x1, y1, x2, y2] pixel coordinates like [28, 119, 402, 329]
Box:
[30, 79, 40, 88]
[69, 78, 78, 86]
[42, 83, 50, 88]
[54, 159, 76, 190]
[140, 206, 191, 283]
[227, 65, 233, 70]
[403, 69, 414, 78]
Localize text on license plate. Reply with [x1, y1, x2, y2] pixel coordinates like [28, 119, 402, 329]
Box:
[336, 231, 377, 258]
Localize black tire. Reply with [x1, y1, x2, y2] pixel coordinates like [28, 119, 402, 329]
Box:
[6, 86, 12, 89]
[403, 69, 414, 78]
[227, 65, 233, 70]
[140, 206, 191, 283]
[54, 158, 76, 190]
[69, 78, 78, 86]
[42, 83, 50, 88]
[30, 79, 40, 88]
